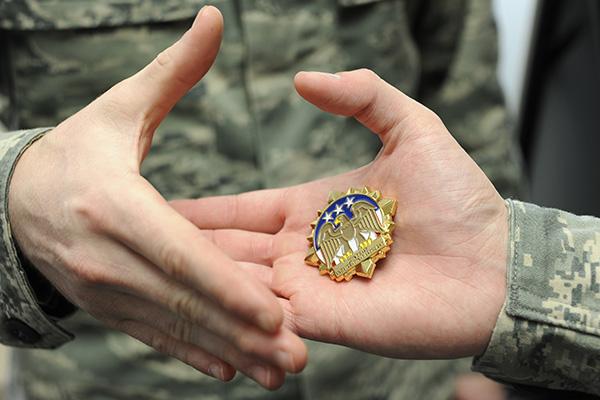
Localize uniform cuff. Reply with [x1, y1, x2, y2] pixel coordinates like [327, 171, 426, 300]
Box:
[473, 200, 600, 395]
[0, 128, 74, 348]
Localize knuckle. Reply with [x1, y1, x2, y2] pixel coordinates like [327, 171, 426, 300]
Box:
[169, 290, 194, 317]
[55, 251, 115, 310]
[167, 318, 194, 344]
[101, 78, 153, 135]
[357, 68, 380, 82]
[78, 265, 111, 287]
[158, 242, 188, 281]
[59, 259, 127, 318]
[414, 106, 444, 131]
[150, 333, 172, 355]
[216, 289, 238, 313]
[152, 49, 195, 88]
[169, 291, 208, 325]
[68, 189, 111, 234]
[233, 330, 257, 354]
[155, 49, 174, 68]
[424, 109, 444, 127]
[64, 253, 111, 287]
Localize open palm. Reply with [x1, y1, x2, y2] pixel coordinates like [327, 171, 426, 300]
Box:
[172, 69, 509, 360]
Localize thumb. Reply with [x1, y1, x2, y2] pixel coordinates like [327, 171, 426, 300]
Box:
[294, 69, 439, 146]
[100, 6, 223, 160]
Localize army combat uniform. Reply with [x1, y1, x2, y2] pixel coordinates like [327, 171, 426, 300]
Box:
[0, 0, 527, 399]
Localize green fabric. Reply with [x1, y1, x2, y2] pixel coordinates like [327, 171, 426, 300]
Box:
[473, 200, 600, 396]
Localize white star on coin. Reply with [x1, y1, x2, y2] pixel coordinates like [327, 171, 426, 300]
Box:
[322, 212, 333, 223]
[343, 197, 355, 208]
[333, 204, 344, 215]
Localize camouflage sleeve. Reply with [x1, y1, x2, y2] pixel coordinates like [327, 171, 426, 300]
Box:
[413, 0, 524, 198]
[473, 199, 600, 395]
[0, 128, 73, 348]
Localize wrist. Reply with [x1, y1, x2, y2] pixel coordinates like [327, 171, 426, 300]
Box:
[7, 131, 47, 261]
[0, 128, 73, 347]
[472, 197, 510, 356]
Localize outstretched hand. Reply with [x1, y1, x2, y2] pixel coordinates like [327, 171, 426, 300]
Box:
[9, 6, 306, 389]
[172, 69, 509, 359]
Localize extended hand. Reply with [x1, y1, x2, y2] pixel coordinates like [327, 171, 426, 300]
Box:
[8, 7, 306, 389]
[172, 69, 508, 359]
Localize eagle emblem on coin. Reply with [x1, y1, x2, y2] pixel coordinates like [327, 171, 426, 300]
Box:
[305, 187, 397, 281]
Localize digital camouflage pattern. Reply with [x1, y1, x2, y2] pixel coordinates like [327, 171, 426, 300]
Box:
[473, 200, 600, 396]
[0, 0, 522, 399]
[0, 0, 219, 30]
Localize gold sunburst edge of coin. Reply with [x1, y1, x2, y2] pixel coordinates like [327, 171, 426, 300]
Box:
[305, 187, 397, 282]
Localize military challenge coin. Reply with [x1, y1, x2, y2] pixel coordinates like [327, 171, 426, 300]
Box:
[305, 187, 397, 281]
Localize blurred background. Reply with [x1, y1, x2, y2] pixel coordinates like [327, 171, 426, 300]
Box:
[4, 0, 600, 397]
[494, 0, 537, 116]
[496, 0, 600, 217]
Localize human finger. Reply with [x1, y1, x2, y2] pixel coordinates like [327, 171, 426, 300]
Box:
[170, 188, 287, 234]
[97, 185, 284, 333]
[115, 300, 291, 389]
[112, 290, 306, 374]
[144, 281, 305, 372]
[100, 6, 223, 160]
[294, 69, 440, 146]
[112, 318, 236, 382]
[237, 262, 274, 287]
[199, 229, 276, 265]
[98, 227, 306, 364]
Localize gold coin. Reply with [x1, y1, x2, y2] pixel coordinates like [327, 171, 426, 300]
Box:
[305, 187, 397, 281]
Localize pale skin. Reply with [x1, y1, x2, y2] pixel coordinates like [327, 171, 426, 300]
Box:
[8, 7, 307, 390]
[172, 68, 509, 360]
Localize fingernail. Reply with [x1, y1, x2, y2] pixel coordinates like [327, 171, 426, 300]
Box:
[257, 312, 277, 332]
[275, 350, 295, 372]
[209, 363, 224, 381]
[296, 71, 341, 81]
[317, 72, 341, 79]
